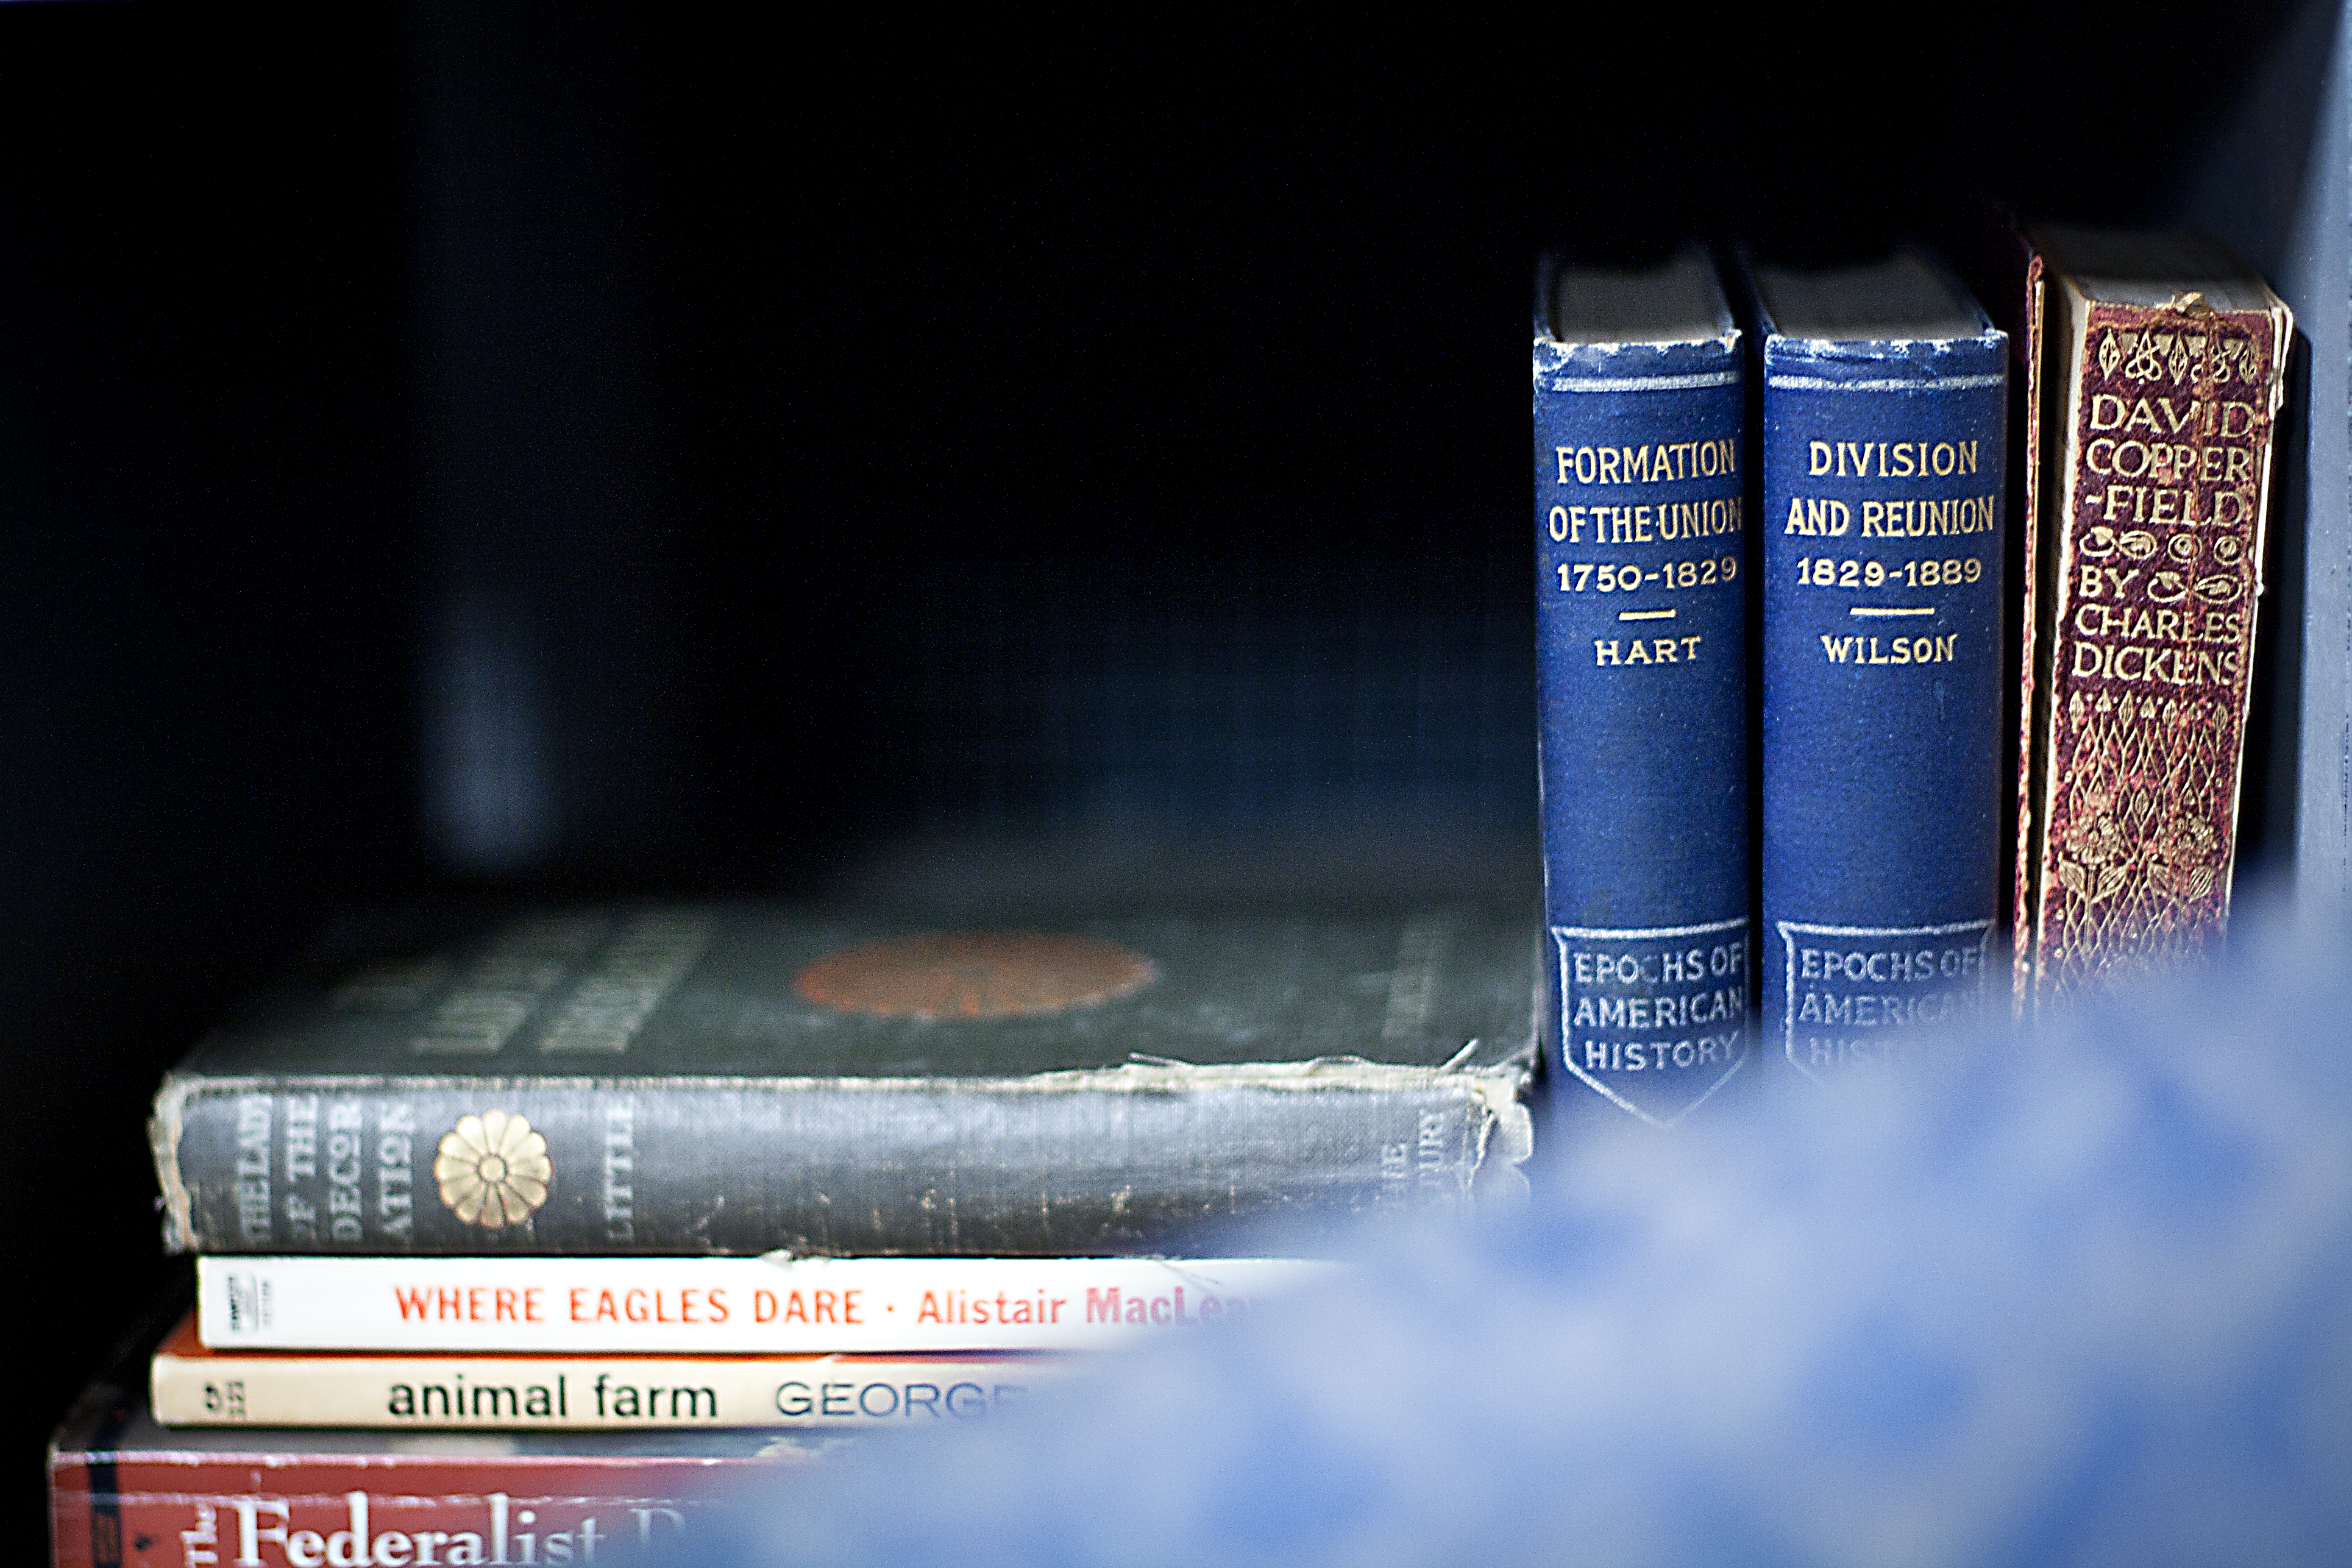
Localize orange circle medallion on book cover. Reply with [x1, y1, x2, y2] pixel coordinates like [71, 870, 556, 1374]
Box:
[794, 932, 1156, 1019]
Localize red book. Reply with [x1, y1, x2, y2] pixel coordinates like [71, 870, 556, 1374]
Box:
[51, 1360, 833, 1567]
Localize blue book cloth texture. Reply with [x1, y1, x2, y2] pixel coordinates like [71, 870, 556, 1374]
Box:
[1532, 253, 1750, 1128]
[1748, 252, 2008, 1082]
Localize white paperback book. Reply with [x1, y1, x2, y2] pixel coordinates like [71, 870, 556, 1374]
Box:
[196, 1255, 1330, 1353]
[154, 1319, 1070, 1429]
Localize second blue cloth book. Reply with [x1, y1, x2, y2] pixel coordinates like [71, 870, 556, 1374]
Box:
[1747, 252, 2008, 1079]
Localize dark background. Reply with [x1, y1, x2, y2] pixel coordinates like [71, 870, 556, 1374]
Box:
[0, 0, 2306, 1513]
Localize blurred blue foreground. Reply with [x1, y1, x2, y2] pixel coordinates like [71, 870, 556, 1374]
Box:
[674, 915, 2352, 1567]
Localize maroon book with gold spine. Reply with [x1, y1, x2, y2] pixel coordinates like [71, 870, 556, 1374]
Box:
[2013, 228, 2291, 1010]
[51, 1354, 828, 1568]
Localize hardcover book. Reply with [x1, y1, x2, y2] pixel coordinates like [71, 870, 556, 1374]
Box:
[149, 904, 1536, 1257]
[151, 1310, 1066, 1430]
[2011, 228, 2291, 1010]
[1747, 252, 2009, 1076]
[1532, 252, 1750, 1127]
[52, 1365, 823, 1568]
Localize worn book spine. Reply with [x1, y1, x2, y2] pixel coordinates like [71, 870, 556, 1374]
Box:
[1532, 264, 1750, 1129]
[1760, 325, 2008, 1076]
[194, 1255, 1327, 1353]
[153, 1065, 1529, 1257]
[51, 1455, 775, 1568]
[154, 1344, 1065, 1430]
[2016, 294, 2289, 1006]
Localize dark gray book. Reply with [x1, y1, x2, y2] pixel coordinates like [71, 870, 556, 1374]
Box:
[151, 904, 1538, 1257]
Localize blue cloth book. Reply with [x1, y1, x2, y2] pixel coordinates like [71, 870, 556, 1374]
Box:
[1747, 252, 2008, 1078]
[1532, 253, 1750, 1127]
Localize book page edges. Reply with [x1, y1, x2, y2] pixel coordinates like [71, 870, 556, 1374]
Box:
[2028, 272, 2097, 1005]
[151, 1072, 199, 1254]
[2012, 253, 2048, 1010]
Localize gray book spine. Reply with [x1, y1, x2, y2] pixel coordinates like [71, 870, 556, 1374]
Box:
[153, 1065, 1533, 1257]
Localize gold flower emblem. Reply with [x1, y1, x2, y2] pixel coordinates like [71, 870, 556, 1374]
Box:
[434, 1110, 552, 1227]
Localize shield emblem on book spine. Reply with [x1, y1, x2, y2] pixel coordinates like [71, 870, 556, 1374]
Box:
[1552, 921, 1750, 1127]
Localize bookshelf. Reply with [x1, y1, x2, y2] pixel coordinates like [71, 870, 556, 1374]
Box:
[2173, 0, 2350, 910]
[1, 0, 2344, 1525]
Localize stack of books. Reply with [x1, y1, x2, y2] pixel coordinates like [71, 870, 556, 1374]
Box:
[52, 903, 1538, 1563]
[48, 218, 2299, 1565]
